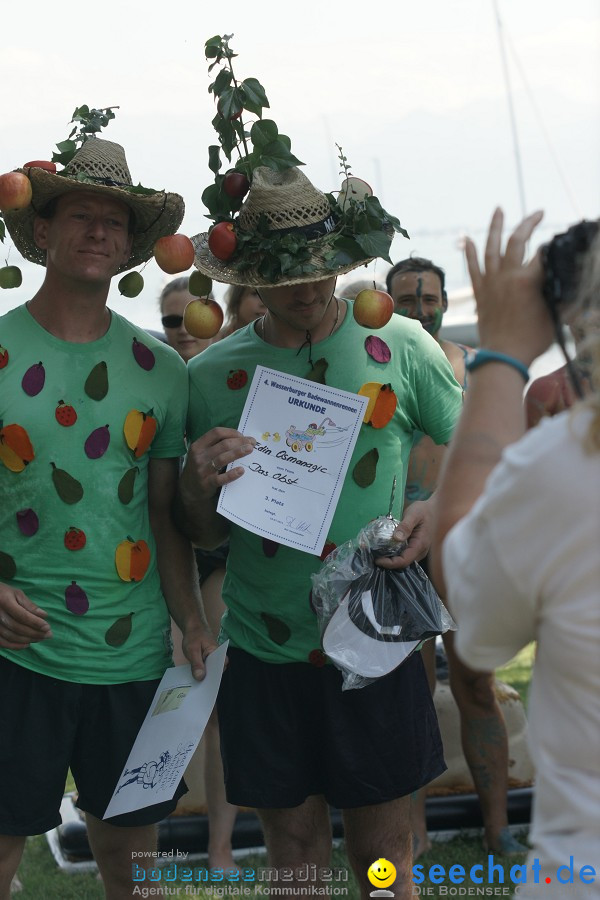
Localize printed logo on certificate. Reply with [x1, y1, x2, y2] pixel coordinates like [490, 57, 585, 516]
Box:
[217, 366, 368, 555]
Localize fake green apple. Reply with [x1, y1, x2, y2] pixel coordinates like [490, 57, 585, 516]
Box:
[0, 266, 23, 289]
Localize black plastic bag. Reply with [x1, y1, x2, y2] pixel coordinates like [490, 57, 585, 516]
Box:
[311, 515, 456, 690]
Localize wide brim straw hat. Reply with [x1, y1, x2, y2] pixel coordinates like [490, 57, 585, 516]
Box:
[3, 138, 185, 273]
[192, 166, 381, 288]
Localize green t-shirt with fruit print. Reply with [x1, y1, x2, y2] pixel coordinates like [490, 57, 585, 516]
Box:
[187, 298, 463, 665]
[0, 304, 188, 684]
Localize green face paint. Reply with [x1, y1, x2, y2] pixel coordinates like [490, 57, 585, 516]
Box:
[422, 307, 444, 335]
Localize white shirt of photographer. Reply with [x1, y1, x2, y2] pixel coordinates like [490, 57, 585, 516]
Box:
[443, 406, 600, 898]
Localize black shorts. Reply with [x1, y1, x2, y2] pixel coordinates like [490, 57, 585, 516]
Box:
[0, 656, 187, 835]
[195, 544, 229, 585]
[217, 647, 446, 810]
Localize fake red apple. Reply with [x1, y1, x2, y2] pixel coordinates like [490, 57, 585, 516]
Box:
[353, 289, 394, 329]
[153, 233, 195, 274]
[183, 298, 224, 339]
[338, 176, 373, 211]
[208, 221, 237, 261]
[23, 160, 57, 174]
[0, 172, 32, 211]
[223, 170, 250, 199]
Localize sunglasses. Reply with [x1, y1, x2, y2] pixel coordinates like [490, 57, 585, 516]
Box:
[161, 315, 184, 329]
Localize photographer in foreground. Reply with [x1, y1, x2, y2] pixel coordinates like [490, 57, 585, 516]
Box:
[430, 208, 599, 898]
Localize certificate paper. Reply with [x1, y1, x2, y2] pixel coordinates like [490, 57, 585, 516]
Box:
[217, 366, 368, 555]
[103, 643, 228, 819]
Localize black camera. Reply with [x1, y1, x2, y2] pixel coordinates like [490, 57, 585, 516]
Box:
[541, 218, 599, 317]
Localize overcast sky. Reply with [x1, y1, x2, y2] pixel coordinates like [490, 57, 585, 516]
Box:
[1, 0, 598, 330]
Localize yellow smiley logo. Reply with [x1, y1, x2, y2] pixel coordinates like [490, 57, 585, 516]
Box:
[367, 858, 397, 889]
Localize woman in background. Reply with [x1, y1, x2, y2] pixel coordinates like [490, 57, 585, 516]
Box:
[160, 276, 213, 361]
[160, 277, 239, 871]
[215, 284, 266, 340]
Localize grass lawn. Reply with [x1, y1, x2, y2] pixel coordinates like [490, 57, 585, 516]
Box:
[15, 644, 536, 899]
[497, 642, 535, 707]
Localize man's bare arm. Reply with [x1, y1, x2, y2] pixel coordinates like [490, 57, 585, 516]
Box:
[174, 427, 256, 548]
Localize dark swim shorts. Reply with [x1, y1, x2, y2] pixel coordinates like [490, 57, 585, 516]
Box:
[217, 646, 446, 810]
[0, 655, 187, 835]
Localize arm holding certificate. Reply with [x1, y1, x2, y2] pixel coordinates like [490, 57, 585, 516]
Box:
[175, 427, 256, 549]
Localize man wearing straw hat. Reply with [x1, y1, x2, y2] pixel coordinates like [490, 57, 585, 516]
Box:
[176, 156, 464, 893]
[0, 131, 215, 897]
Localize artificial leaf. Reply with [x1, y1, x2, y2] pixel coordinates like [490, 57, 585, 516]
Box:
[205, 36, 222, 59]
[84, 361, 108, 400]
[250, 119, 278, 149]
[118, 467, 139, 504]
[219, 86, 244, 119]
[122, 183, 160, 196]
[52, 139, 77, 165]
[0, 551, 16, 580]
[306, 358, 328, 383]
[240, 77, 269, 115]
[352, 448, 379, 488]
[354, 230, 394, 263]
[51, 463, 84, 504]
[260, 139, 304, 171]
[212, 69, 233, 95]
[365, 335, 391, 364]
[365, 195, 409, 238]
[325, 237, 369, 268]
[105, 612, 134, 647]
[212, 113, 237, 161]
[262, 538, 280, 558]
[201, 180, 234, 222]
[260, 612, 291, 645]
[208, 145, 222, 175]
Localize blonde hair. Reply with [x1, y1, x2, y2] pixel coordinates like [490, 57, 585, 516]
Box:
[222, 283, 248, 332]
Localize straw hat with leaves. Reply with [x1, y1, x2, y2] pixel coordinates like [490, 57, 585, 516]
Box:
[3, 106, 185, 273]
[192, 35, 408, 288]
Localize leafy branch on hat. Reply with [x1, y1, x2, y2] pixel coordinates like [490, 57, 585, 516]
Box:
[322, 145, 409, 270]
[52, 105, 120, 167]
[199, 35, 409, 283]
[203, 34, 303, 224]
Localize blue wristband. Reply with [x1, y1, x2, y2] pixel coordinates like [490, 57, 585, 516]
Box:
[465, 349, 530, 382]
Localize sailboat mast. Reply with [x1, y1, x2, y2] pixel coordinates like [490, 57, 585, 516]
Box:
[492, 0, 527, 217]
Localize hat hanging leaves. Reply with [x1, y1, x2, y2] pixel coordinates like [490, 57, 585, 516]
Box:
[193, 34, 409, 287]
[52, 105, 119, 166]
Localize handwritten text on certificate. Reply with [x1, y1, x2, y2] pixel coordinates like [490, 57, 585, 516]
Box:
[217, 366, 368, 555]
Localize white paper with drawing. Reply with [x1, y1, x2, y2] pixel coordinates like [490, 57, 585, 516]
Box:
[103, 642, 228, 819]
[217, 366, 368, 555]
